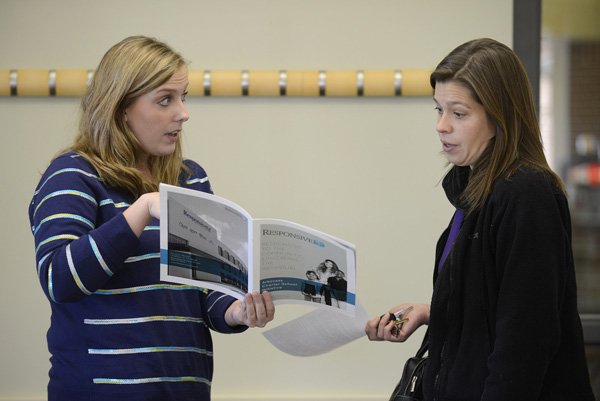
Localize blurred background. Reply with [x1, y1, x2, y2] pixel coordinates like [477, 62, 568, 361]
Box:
[540, 0, 600, 397]
[539, 0, 600, 397]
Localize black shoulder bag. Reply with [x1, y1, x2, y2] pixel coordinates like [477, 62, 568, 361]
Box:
[389, 337, 428, 401]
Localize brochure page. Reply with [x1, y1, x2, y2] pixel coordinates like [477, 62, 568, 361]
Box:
[262, 301, 368, 356]
[160, 184, 254, 299]
[255, 219, 356, 315]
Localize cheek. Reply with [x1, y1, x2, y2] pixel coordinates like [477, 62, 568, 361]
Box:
[127, 114, 158, 141]
[126, 111, 145, 135]
[470, 122, 495, 150]
[478, 133, 493, 148]
[472, 137, 491, 156]
[482, 129, 496, 149]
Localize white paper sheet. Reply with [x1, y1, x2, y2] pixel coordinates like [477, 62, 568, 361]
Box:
[262, 302, 369, 356]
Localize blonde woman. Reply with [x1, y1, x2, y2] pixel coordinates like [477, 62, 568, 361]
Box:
[29, 36, 274, 401]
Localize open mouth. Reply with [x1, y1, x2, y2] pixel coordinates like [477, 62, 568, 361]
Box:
[442, 141, 457, 151]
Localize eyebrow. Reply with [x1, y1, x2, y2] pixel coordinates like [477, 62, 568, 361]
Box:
[156, 85, 188, 93]
[153, 86, 189, 97]
[432, 97, 472, 109]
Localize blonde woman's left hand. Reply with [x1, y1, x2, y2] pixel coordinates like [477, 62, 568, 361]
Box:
[225, 291, 275, 328]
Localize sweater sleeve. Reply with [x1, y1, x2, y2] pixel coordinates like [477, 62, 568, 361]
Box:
[482, 173, 569, 400]
[28, 154, 140, 303]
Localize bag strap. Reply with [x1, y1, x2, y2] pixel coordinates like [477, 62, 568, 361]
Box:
[415, 327, 429, 358]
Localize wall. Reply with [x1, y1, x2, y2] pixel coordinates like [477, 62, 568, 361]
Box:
[0, 1, 512, 400]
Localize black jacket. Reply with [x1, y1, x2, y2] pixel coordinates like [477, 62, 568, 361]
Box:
[423, 166, 594, 401]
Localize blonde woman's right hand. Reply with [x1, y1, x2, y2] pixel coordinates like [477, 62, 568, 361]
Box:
[143, 192, 161, 220]
[123, 192, 160, 237]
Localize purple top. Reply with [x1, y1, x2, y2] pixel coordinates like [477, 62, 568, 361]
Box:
[438, 209, 464, 273]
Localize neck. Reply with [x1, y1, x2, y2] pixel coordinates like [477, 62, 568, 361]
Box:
[136, 159, 153, 181]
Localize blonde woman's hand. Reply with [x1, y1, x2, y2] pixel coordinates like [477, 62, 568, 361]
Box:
[225, 291, 275, 328]
[123, 192, 160, 237]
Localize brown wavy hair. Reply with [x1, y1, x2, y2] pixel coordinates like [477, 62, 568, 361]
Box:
[430, 38, 565, 213]
[69, 35, 189, 197]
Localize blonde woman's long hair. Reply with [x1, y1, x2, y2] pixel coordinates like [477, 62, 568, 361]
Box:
[70, 35, 189, 198]
[430, 38, 565, 213]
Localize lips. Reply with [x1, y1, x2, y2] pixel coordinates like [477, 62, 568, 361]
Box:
[165, 130, 180, 143]
[441, 140, 457, 152]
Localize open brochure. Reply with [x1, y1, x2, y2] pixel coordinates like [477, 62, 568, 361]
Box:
[159, 184, 357, 315]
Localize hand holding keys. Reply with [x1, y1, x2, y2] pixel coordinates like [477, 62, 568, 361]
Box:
[389, 305, 413, 337]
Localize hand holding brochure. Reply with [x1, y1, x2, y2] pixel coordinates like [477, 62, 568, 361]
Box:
[159, 184, 356, 315]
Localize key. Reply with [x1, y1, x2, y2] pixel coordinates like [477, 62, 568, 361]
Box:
[392, 305, 414, 320]
[390, 306, 413, 336]
[391, 318, 409, 336]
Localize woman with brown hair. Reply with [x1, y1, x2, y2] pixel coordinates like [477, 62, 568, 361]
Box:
[366, 38, 594, 400]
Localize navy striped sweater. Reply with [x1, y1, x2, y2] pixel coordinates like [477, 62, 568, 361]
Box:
[28, 152, 244, 401]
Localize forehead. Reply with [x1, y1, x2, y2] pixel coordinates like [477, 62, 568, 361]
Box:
[154, 66, 188, 92]
[433, 81, 476, 105]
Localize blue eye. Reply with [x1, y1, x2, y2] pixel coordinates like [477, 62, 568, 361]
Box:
[158, 97, 171, 106]
[181, 91, 188, 102]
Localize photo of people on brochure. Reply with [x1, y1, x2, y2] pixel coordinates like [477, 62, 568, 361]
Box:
[301, 260, 348, 308]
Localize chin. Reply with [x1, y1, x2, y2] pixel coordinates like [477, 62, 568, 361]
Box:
[447, 159, 468, 167]
[155, 147, 177, 157]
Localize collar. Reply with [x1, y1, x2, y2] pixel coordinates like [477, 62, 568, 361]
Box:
[442, 165, 471, 209]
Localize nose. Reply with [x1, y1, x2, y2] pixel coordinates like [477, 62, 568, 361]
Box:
[177, 102, 190, 123]
[436, 112, 451, 134]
